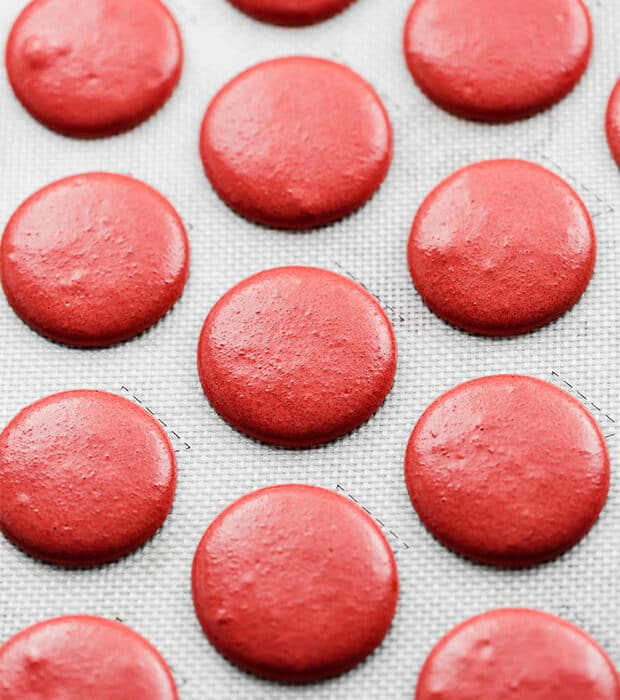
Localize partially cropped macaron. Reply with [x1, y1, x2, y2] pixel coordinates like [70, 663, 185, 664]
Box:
[227, 0, 356, 25]
[0, 616, 178, 698]
[6, 0, 183, 137]
[404, 0, 592, 121]
[415, 609, 620, 699]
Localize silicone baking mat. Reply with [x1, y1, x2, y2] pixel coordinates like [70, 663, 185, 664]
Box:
[0, 0, 619, 697]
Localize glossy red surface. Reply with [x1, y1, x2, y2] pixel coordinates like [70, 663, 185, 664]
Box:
[407, 159, 596, 336]
[404, 375, 610, 566]
[1, 173, 189, 347]
[415, 609, 620, 700]
[0, 390, 177, 566]
[606, 79, 620, 168]
[197, 266, 397, 447]
[6, 0, 183, 137]
[227, 0, 355, 25]
[403, 0, 592, 121]
[199, 56, 392, 228]
[0, 616, 178, 699]
[192, 485, 399, 682]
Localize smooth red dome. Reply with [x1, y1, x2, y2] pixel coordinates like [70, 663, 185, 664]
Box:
[192, 485, 399, 681]
[200, 57, 392, 228]
[197, 266, 397, 447]
[6, 0, 183, 137]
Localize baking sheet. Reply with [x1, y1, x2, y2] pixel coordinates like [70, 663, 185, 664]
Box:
[0, 0, 619, 697]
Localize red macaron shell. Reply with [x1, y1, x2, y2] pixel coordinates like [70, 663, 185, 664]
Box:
[199, 56, 392, 229]
[1, 173, 189, 347]
[403, 0, 592, 121]
[0, 616, 178, 699]
[606, 79, 620, 168]
[6, 0, 183, 137]
[197, 266, 397, 447]
[404, 375, 610, 567]
[407, 159, 596, 336]
[0, 390, 177, 566]
[227, 0, 355, 25]
[192, 484, 399, 682]
[415, 609, 620, 700]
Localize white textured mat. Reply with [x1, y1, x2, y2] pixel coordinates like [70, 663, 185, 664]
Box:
[0, 1, 619, 697]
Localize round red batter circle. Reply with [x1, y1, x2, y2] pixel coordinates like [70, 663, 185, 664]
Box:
[606, 79, 620, 168]
[0, 390, 177, 566]
[199, 56, 392, 228]
[404, 375, 610, 567]
[407, 159, 596, 336]
[415, 609, 620, 700]
[0, 616, 178, 699]
[1, 173, 189, 347]
[197, 266, 397, 447]
[403, 0, 592, 121]
[192, 484, 399, 682]
[227, 0, 355, 25]
[6, 0, 183, 137]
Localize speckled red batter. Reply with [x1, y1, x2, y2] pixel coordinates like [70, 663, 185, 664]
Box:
[403, 0, 592, 121]
[415, 609, 620, 700]
[6, 0, 183, 137]
[192, 485, 399, 682]
[0, 390, 177, 566]
[228, 0, 355, 25]
[606, 79, 620, 168]
[407, 159, 596, 336]
[199, 56, 392, 228]
[404, 375, 610, 566]
[0, 616, 178, 699]
[197, 266, 397, 447]
[1, 173, 189, 347]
